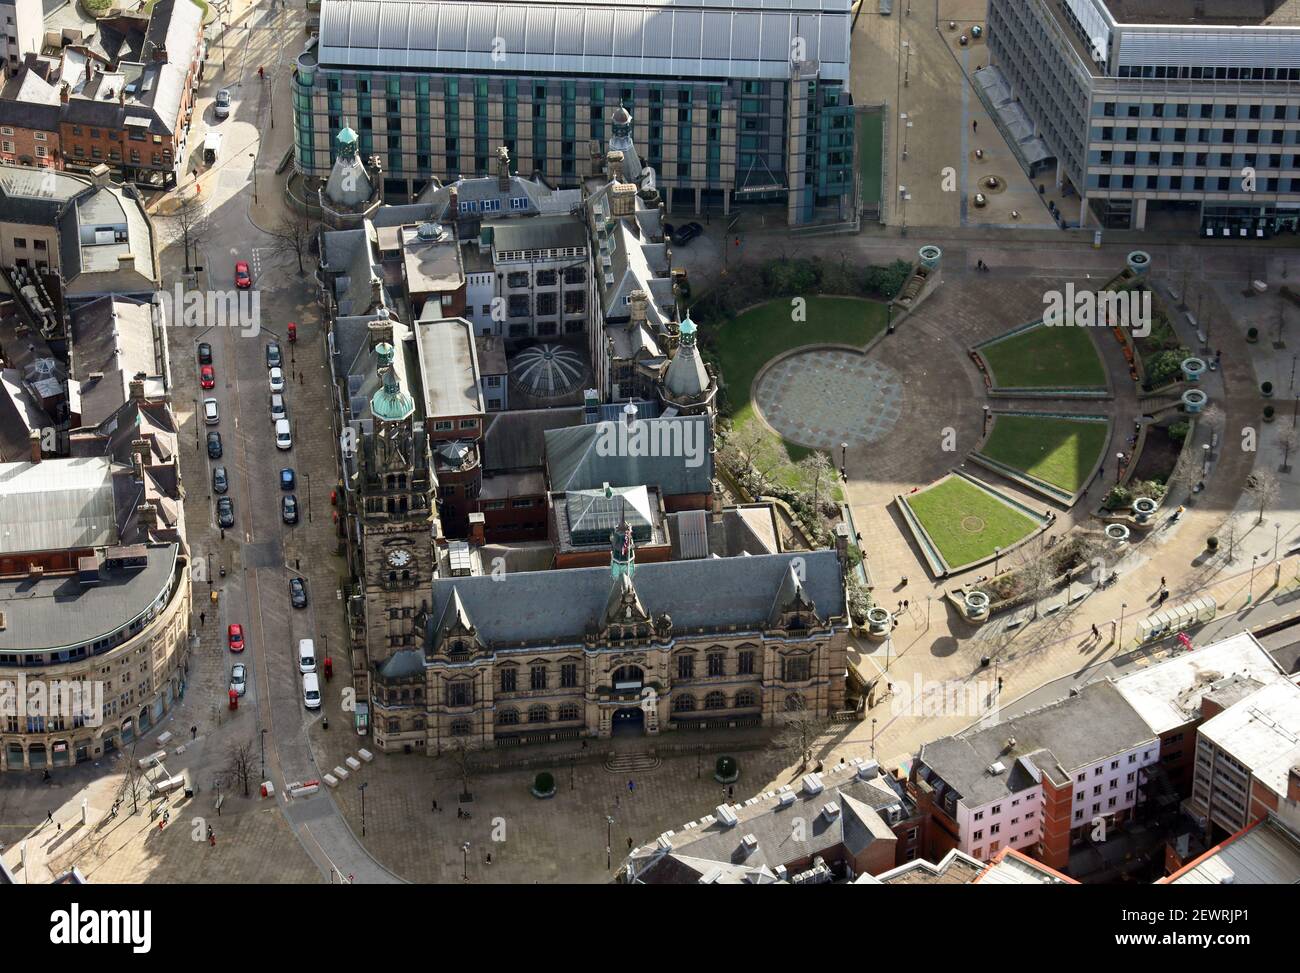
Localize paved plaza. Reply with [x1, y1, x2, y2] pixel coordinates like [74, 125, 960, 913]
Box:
[755, 349, 905, 449]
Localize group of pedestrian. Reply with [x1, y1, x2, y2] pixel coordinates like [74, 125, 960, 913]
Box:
[207, 825, 216, 847]
[975, 259, 991, 272]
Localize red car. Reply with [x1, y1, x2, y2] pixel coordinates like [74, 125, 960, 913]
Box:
[227, 623, 245, 653]
[234, 261, 252, 289]
[200, 364, 215, 389]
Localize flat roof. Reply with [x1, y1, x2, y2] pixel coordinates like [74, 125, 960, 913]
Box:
[413, 316, 484, 418]
[1163, 817, 1300, 883]
[1113, 632, 1288, 735]
[1103, 0, 1300, 27]
[1198, 680, 1300, 800]
[0, 457, 118, 554]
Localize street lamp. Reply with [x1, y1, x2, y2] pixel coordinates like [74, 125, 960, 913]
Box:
[1115, 451, 1126, 484]
[358, 782, 368, 836]
[462, 841, 470, 881]
[994, 546, 1002, 576]
[1275, 521, 1283, 561]
[871, 717, 878, 759]
[606, 815, 615, 870]
[1249, 554, 1260, 604]
[260, 728, 266, 781]
[1118, 602, 1128, 647]
[983, 405, 991, 436]
[840, 441, 849, 480]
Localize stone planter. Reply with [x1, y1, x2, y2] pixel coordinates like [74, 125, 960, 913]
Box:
[963, 590, 990, 622]
[865, 606, 892, 641]
[531, 785, 557, 799]
[1180, 357, 1206, 383]
[714, 756, 740, 785]
[1262, 382, 1274, 398]
[918, 245, 942, 270]
[1264, 406, 1276, 423]
[1132, 497, 1158, 524]
[531, 773, 557, 799]
[1247, 328, 1259, 344]
[1127, 250, 1151, 276]
[1105, 523, 1131, 545]
[1181, 388, 1207, 414]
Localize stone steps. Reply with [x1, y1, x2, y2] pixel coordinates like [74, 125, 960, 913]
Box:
[604, 752, 661, 774]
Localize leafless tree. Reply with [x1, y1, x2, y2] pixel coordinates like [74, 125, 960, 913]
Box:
[114, 739, 150, 816]
[1014, 533, 1054, 619]
[226, 740, 257, 798]
[264, 209, 317, 274]
[771, 696, 830, 772]
[171, 189, 211, 272]
[798, 450, 835, 519]
[1249, 469, 1281, 525]
[446, 736, 476, 799]
[720, 422, 781, 495]
[1279, 426, 1298, 474]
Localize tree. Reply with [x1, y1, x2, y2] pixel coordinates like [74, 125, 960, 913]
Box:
[226, 740, 257, 798]
[1248, 469, 1281, 525]
[771, 695, 830, 772]
[446, 736, 476, 800]
[1015, 533, 1055, 619]
[265, 210, 317, 274]
[1279, 426, 1298, 473]
[797, 450, 835, 519]
[171, 189, 212, 273]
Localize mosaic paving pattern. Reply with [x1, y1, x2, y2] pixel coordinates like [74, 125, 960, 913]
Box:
[755, 349, 904, 449]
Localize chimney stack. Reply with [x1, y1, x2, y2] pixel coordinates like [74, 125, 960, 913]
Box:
[611, 182, 637, 218]
[367, 308, 395, 350]
[28, 429, 41, 463]
[629, 289, 648, 327]
[136, 501, 157, 529]
[711, 484, 723, 524]
[60, 82, 69, 104]
[606, 150, 625, 183]
[496, 145, 511, 192]
[117, 253, 136, 273]
[448, 186, 458, 222]
[131, 437, 149, 481]
[468, 512, 486, 546]
[128, 376, 146, 402]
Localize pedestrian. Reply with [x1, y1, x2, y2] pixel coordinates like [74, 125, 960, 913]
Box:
[46, 810, 53, 824]
[1159, 589, 1169, 604]
[901, 575, 909, 587]
[627, 836, 634, 850]
[258, 65, 264, 80]
[191, 725, 197, 740]
[200, 611, 206, 626]
[972, 119, 978, 133]
[903, 599, 909, 610]
[432, 798, 439, 813]
[1159, 576, 1167, 588]
[628, 779, 635, 795]
[1091, 623, 1100, 639]
[728, 785, 734, 800]
[615, 794, 620, 808]
[295, 559, 300, 571]
[485, 853, 492, 865]
[1215, 349, 1222, 362]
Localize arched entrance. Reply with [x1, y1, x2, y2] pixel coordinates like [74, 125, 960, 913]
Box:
[612, 707, 645, 736]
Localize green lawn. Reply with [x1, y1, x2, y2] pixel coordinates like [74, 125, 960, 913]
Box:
[982, 325, 1106, 389]
[905, 477, 1041, 570]
[712, 296, 887, 486]
[981, 415, 1110, 494]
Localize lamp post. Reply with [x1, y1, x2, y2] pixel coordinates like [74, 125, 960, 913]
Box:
[1248, 554, 1260, 604]
[840, 441, 849, 480]
[358, 782, 368, 837]
[994, 546, 1002, 576]
[606, 815, 614, 870]
[1118, 602, 1128, 648]
[1116, 451, 1125, 484]
[462, 841, 470, 881]
[871, 717, 878, 759]
[260, 728, 266, 781]
[983, 405, 991, 437]
[1274, 521, 1283, 561]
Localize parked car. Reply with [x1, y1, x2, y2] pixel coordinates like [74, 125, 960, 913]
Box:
[280, 468, 295, 491]
[227, 623, 245, 653]
[206, 431, 223, 459]
[289, 576, 308, 609]
[274, 418, 292, 450]
[281, 493, 298, 525]
[212, 466, 228, 494]
[235, 260, 252, 289]
[265, 342, 281, 368]
[268, 366, 284, 393]
[270, 393, 287, 423]
[229, 663, 246, 696]
[214, 88, 232, 119]
[200, 365, 216, 389]
[298, 639, 316, 674]
[301, 672, 321, 710]
[197, 342, 213, 365]
[216, 496, 235, 529]
[202, 397, 220, 425]
[662, 222, 675, 239]
[671, 222, 704, 247]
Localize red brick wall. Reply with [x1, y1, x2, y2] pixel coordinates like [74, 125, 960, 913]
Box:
[1037, 774, 1073, 872]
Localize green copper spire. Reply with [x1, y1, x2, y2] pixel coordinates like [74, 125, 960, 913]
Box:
[370, 341, 414, 422]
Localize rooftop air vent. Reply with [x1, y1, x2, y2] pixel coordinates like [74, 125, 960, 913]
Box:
[988, 761, 1007, 775]
[777, 792, 796, 809]
[715, 804, 738, 828]
[801, 773, 824, 796]
[741, 834, 758, 851]
[821, 801, 841, 821]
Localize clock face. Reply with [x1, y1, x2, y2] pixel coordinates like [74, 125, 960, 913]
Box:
[387, 549, 412, 568]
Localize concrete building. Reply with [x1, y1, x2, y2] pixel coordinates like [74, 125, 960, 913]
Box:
[984, 0, 1300, 233]
[1159, 815, 1300, 884]
[911, 681, 1160, 873]
[292, 0, 856, 226]
[0, 0, 42, 79]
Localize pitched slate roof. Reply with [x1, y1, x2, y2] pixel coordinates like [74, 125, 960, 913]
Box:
[544, 414, 712, 496]
[426, 549, 844, 649]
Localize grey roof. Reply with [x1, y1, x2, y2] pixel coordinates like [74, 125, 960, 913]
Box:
[71, 295, 164, 426]
[545, 415, 712, 496]
[918, 681, 1157, 809]
[0, 542, 178, 653]
[488, 214, 587, 254]
[378, 647, 426, 679]
[427, 549, 844, 648]
[0, 456, 119, 554]
[481, 406, 583, 471]
[1167, 817, 1300, 885]
[317, 0, 852, 83]
[414, 317, 484, 418]
[663, 336, 709, 398]
[0, 164, 87, 225]
[58, 183, 157, 293]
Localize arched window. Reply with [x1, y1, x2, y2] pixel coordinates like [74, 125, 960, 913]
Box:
[705, 691, 726, 710]
[558, 703, 581, 722]
[528, 705, 549, 724]
[784, 693, 806, 712]
[496, 708, 519, 725]
[734, 689, 758, 709]
[450, 719, 471, 737]
[612, 665, 644, 686]
[673, 694, 696, 713]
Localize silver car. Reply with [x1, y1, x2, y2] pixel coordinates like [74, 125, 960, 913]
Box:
[214, 88, 232, 119]
[229, 663, 247, 696]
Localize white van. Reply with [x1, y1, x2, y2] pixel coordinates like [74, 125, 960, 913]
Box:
[275, 418, 292, 450]
[302, 672, 321, 710]
[298, 638, 316, 674]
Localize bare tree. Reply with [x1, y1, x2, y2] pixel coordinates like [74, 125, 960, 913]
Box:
[171, 189, 211, 273]
[1015, 533, 1054, 619]
[226, 740, 257, 798]
[798, 450, 835, 519]
[1279, 426, 1298, 474]
[719, 422, 781, 495]
[771, 696, 830, 772]
[1249, 469, 1281, 525]
[446, 736, 476, 800]
[264, 209, 317, 274]
[114, 739, 150, 816]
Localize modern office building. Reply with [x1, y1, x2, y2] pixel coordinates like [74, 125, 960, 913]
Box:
[984, 0, 1300, 234]
[293, 0, 856, 226]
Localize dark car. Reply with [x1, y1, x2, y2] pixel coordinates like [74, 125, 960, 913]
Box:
[289, 576, 308, 609]
[671, 222, 703, 247]
[212, 466, 229, 494]
[197, 342, 213, 365]
[280, 468, 295, 491]
[662, 222, 675, 239]
[265, 341, 282, 368]
[206, 431, 223, 459]
[216, 496, 235, 529]
[281, 493, 298, 525]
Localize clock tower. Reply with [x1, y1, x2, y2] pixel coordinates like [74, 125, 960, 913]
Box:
[358, 337, 440, 677]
